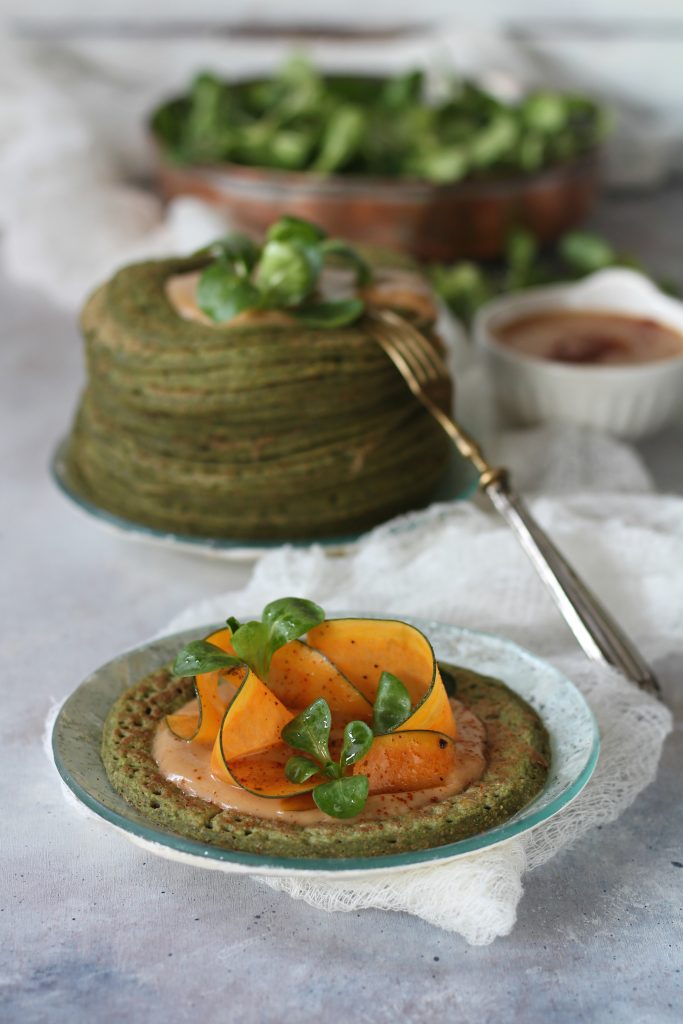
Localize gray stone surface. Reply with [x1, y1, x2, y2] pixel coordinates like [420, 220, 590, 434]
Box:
[1, 189, 682, 1023]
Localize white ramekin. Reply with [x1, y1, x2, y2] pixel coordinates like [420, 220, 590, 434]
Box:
[473, 269, 683, 439]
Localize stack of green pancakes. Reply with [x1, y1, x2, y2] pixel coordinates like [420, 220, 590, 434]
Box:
[66, 254, 451, 540]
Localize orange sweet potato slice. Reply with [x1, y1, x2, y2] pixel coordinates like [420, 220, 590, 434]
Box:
[172, 617, 459, 803]
[166, 627, 239, 744]
[307, 618, 456, 738]
[219, 670, 294, 761]
[268, 640, 371, 724]
[212, 742, 323, 798]
[352, 730, 456, 794]
[211, 668, 324, 797]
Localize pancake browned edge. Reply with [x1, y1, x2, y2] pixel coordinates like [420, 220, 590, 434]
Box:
[101, 664, 550, 859]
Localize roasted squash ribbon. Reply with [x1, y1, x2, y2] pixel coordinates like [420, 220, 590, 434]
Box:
[166, 618, 458, 801]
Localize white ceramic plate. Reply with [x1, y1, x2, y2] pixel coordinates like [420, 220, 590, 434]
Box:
[52, 616, 599, 878]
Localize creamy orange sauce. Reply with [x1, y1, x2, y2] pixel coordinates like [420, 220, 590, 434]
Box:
[153, 698, 486, 824]
[495, 310, 683, 366]
[165, 266, 436, 328]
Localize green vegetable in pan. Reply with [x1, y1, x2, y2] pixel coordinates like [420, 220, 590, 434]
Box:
[430, 228, 681, 326]
[151, 56, 606, 184]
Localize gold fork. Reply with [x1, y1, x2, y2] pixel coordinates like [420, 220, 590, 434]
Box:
[370, 307, 660, 696]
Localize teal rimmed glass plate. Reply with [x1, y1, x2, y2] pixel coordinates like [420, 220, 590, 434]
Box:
[52, 617, 599, 878]
[50, 440, 479, 562]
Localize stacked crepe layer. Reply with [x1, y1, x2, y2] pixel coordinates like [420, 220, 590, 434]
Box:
[67, 256, 450, 540]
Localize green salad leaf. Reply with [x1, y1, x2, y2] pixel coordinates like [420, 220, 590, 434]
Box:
[522, 91, 569, 134]
[558, 231, 619, 275]
[504, 227, 542, 291]
[409, 145, 468, 184]
[313, 104, 367, 174]
[205, 233, 260, 275]
[282, 698, 373, 818]
[283, 755, 322, 784]
[340, 720, 374, 767]
[292, 298, 365, 329]
[320, 239, 372, 286]
[255, 239, 319, 307]
[173, 640, 242, 677]
[231, 597, 325, 681]
[281, 697, 332, 766]
[197, 262, 261, 322]
[312, 776, 370, 819]
[152, 56, 606, 183]
[194, 215, 371, 326]
[372, 671, 412, 734]
[173, 596, 324, 682]
[280, 668, 416, 818]
[262, 597, 326, 660]
[267, 214, 327, 246]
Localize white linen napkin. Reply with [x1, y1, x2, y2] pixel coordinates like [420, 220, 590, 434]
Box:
[162, 433, 676, 943]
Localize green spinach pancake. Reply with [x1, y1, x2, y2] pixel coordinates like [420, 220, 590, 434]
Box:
[102, 664, 549, 859]
[66, 235, 451, 540]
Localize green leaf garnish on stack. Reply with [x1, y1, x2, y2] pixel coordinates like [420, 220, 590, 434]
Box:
[292, 298, 365, 329]
[197, 263, 261, 321]
[320, 239, 372, 286]
[205, 232, 260, 274]
[266, 215, 327, 246]
[195, 214, 372, 327]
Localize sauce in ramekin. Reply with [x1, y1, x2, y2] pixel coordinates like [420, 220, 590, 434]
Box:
[495, 310, 683, 366]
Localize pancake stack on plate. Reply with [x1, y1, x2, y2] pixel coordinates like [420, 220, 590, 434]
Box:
[66, 252, 450, 540]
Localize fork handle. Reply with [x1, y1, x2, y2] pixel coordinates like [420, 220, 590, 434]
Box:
[485, 473, 660, 696]
[369, 309, 659, 695]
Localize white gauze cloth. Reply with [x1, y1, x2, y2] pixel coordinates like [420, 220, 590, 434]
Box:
[162, 463, 677, 944]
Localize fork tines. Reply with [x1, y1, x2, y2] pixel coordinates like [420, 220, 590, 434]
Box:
[369, 309, 453, 415]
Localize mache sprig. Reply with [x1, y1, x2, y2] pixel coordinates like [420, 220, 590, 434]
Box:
[282, 671, 413, 819]
[172, 597, 325, 682]
[172, 600, 423, 820]
[195, 215, 372, 328]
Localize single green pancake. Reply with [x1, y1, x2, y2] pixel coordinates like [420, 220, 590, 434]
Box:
[101, 664, 550, 859]
[66, 239, 451, 540]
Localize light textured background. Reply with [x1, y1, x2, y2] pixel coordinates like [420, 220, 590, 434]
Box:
[5, 1, 683, 24]
[1, 186, 682, 1021]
